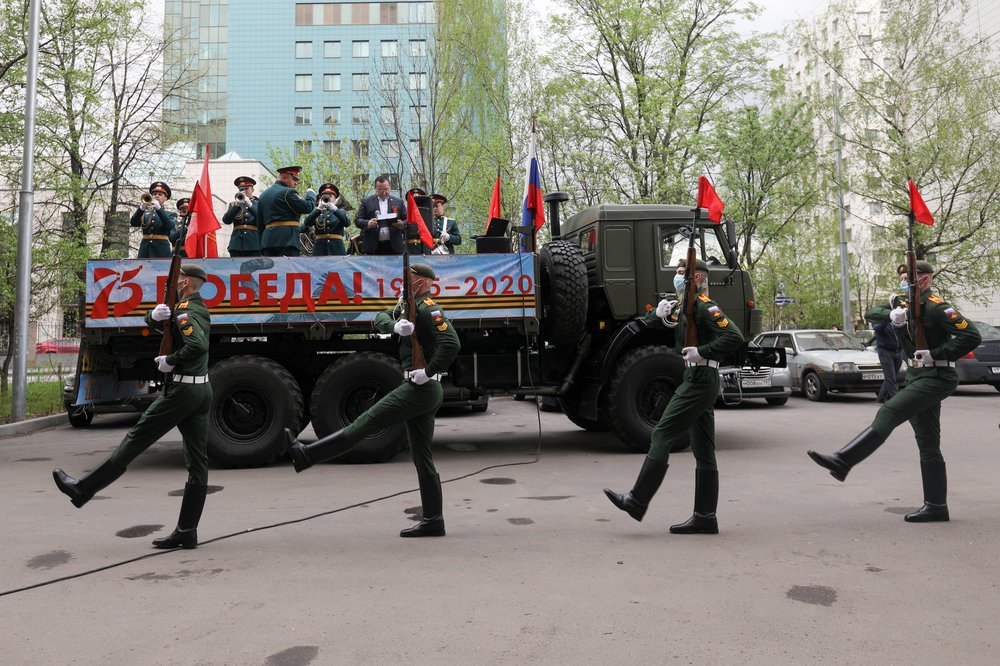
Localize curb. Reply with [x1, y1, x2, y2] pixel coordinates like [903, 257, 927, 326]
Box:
[0, 413, 66, 439]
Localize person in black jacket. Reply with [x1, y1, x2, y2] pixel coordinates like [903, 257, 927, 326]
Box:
[355, 175, 406, 254]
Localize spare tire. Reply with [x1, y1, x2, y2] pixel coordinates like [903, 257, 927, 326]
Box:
[309, 352, 406, 463]
[208, 355, 304, 468]
[539, 240, 588, 347]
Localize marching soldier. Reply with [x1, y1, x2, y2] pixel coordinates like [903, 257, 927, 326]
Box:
[286, 263, 461, 538]
[170, 197, 191, 257]
[302, 183, 350, 256]
[258, 166, 316, 256]
[604, 258, 744, 534]
[52, 264, 214, 549]
[223, 176, 261, 257]
[428, 193, 462, 254]
[808, 260, 981, 522]
[130, 181, 176, 258]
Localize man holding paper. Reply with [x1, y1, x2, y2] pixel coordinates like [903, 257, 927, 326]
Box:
[355, 174, 407, 254]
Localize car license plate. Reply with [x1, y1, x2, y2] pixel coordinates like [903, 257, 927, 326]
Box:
[991, 367, 1000, 374]
[862, 372, 884, 381]
[742, 379, 771, 388]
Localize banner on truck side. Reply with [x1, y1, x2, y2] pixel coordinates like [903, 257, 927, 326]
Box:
[83, 254, 537, 328]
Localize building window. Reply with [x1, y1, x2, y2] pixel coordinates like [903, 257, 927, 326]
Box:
[409, 39, 426, 57]
[380, 71, 398, 90]
[352, 139, 369, 158]
[295, 41, 312, 59]
[352, 72, 370, 91]
[409, 3, 428, 23]
[294, 140, 312, 158]
[382, 139, 400, 159]
[295, 74, 312, 92]
[323, 106, 341, 125]
[868, 201, 883, 216]
[860, 58, 873, 72]
[381, 40, 398, 58]
[411, 105, 427, 123]
[856, 11, 870, 26]
[859, 34, 873, 47]
[324, 41, 341, 58]
[323, 140, 342, 155]
[380, 3, 398, 24]
[294, 107, 312, 125]
[352, 106, 369, 125]
[380, 106, 395, 124]
[352, 40, 369, 58]
[408, 72, 427, 90]
[324, 73, 341, 91]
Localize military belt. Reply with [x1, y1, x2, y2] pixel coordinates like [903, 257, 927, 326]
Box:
[908, 359, 956, 368]
[234, 225, 257, 231]
[267, 221, 300, 228]
[170, 374, 209, 384]
[316, 234, 344, 240]
[142, 234, 170, 241]
[404, 370, 442, 383]
[686, 359, 720, 369]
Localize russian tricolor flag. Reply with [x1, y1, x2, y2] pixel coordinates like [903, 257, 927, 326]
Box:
[521, 134, 546, 232]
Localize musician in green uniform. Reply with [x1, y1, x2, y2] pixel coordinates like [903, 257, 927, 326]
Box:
[808, 260, 981, 522]
[52, 264, 214, 549]
[286, 263, 461, 537]
[604, 258, 744, 534]
[169, 197, 191, 258]
[302, 183, 350, 256]
[258, 166, 316, 256]
[223, 176, 261, 257]
[427, 193, 462, 254]
[130, 181, 176, 258]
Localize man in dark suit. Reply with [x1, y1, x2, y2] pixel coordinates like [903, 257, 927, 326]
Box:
[355, 174, 406, 254]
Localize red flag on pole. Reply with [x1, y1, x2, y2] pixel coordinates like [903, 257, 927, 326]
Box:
[488, 170, 502, 222]
[907, 180, 934, 226]
[696, 175, 725, 223]
[185, 146, 221, 257]
[406, 190, 435, 249]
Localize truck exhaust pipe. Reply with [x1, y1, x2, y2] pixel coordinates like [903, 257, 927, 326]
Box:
[544, 192, 570, 239]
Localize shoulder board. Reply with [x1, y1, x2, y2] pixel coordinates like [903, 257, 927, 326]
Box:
[422, 297, 436, 306]
[698, 293, 711, 303]
[928, 294, 945, 304]
[177, 300, 190, 309]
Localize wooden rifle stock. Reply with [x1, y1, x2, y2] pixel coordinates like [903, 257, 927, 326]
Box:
[683, 220, 699, 348]
[905, 213, 927, 351]
[159, 255, 182, 357]
[403, 222, 426, 370]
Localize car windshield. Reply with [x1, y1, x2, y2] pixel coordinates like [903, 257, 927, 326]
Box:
[973, 321, 1000, 339]
[794, 331, 865, 351]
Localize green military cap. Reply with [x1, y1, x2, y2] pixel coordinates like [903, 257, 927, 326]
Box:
[677, 257, 709, 271]
[898, 260, 934, 274]
[410, 263, 436, 279]
[180, 264, 208, 281]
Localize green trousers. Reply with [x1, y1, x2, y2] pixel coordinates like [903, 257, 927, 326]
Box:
[648, 366, 720, 470]
[871, 366, 957, 463]
[110, 381, 213, 485]
[343, 379, 444, 477]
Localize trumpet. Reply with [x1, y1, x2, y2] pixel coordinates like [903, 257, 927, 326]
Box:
[140, 192, 154, 209]
[319, 194, 334, 208]
[234, 191, 250, 207]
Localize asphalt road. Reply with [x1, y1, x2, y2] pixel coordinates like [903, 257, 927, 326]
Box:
[2, 389, 998, 665]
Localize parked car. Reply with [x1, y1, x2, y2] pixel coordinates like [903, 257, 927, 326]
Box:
[753, 329, 902, 401]
[957, 321, 1000, 391]
[718, 350, 792, 407]
[35, 338, 80, 354]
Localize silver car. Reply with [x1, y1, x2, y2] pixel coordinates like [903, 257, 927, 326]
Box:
[753, 329, 900, 401]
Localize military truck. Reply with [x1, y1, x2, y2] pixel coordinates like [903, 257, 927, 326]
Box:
[65, 195, 762, 466]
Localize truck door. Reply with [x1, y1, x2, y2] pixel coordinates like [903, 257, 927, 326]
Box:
[602, 224, 636, 318]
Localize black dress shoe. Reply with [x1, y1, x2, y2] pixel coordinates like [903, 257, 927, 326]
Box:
[152, 528, 198, 549]
[400, 517, 445, 537]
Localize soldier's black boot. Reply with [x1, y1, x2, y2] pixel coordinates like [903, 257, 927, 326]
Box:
[670, 468, 720, 535]
[807, 427, 887, 482]
[153, 482, 207, 549]
[52, 458, 125, 508]
[286, 428, 355, 473]
[400, 474, 445, 537]
[603, 456, 668, 522]
[905, 461, 950, 523]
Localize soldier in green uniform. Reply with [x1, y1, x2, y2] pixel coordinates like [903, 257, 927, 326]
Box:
[302, 183, 350, 256]
[286, 263, 461, 537]
[604, 258, 745, 534]
[169, 197, 191, 258]
[130, 181, 176, 258]
[223, 176, 261, 257]
[427, 193, 462, 254]
[52, 264, 214, 549]
[808, 260, 981, 522]
[257, 166, 316, 256]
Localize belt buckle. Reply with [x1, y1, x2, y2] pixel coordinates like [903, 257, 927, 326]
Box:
[908, 358, 921, 369]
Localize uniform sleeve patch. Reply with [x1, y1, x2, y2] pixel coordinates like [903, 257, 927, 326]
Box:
[944, 307, 959, 320]
[707, 305, 722, 318]
[182, 326, 194, 336]
[698, 293, 711, 303]
[928, 294, 944, 304]
[717, 318, 730, 328]
[436, 322, 449, 331]
[955, 319, 968, 330]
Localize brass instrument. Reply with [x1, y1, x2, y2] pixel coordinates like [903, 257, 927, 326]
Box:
[140, 193, 154, 209]
[319, 194, 334, 207]
[300, 227, 316, 255]
[234, 191, 250, 207]
[336, 194, 353, 211]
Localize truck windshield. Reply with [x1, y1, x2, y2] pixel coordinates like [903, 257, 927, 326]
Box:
[661, 226, 727, 269]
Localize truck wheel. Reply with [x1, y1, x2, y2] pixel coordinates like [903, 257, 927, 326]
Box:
[310, 352, 406, 463]
[606, 346, 684, 452]
[539, 240, 588, 347]
[208, 356, 304, 468]
[67, 406, 94, 428]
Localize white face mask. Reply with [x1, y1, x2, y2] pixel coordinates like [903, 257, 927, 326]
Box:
[673, 274, 686, 292]
[899, 278, 909, 292]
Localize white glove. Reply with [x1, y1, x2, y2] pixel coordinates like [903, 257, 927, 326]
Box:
[655, 298, 676, 319]
[306, 188, 316, 196]
[408, 368, 430, 385]
[155, 355, 175, 373]
[914, 349, 934, 367]
[439, 231, 450, 242]
[151, 304, 171, 321]
[889, 307, 907, 327]
[151, 199, 161, 210]
[682, 346, 704, 363]
[393, 319, 415, 336]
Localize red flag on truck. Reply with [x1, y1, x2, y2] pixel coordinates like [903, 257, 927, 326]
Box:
[406, 190, 435, 249]
[488, 170, 502, 222]
[908, 180, 934, 226]
[696, 175, 724, 223]
[185, 146, 221, 257]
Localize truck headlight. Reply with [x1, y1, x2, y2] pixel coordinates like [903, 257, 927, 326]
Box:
[832, 362, 858, 373]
